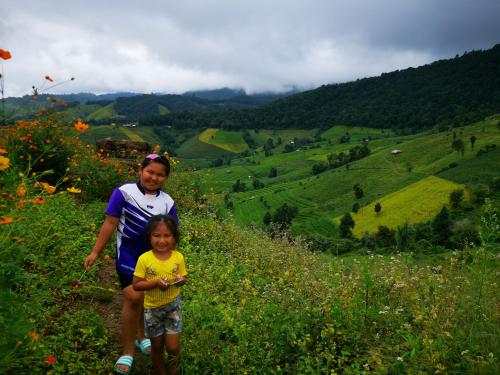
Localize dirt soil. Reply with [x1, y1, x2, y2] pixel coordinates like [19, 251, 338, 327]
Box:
[92, 260, 153, 374]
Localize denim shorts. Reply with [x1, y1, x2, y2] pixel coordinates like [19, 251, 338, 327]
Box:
[144, 297, 182, 338]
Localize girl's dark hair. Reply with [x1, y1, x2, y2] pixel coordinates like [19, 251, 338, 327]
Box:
[146, 214, 180, 245]
[141, 154, 171, 176]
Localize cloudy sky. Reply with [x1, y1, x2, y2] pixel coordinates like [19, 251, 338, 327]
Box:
[1, 0, 499, 97]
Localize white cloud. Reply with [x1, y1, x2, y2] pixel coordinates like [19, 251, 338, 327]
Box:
[1, 0, 499, 97]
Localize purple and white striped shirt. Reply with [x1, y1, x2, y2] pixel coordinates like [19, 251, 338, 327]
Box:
[105, 182, 178, 275]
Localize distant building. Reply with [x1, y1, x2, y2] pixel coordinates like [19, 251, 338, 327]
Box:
[391, 149, 403, 155]
[122, 122, 138, 128]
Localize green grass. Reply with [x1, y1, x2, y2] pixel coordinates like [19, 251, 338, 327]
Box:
[158, 104, 169, 115]
[87, 103, 122, 120]
[177, 132, 233, 159]
[438, 146, 500, 186]
[80, 125, 163, 147]
[120, 128, 145, 142]
[198, 128, 248, 153]
[345, 176, 467, 236]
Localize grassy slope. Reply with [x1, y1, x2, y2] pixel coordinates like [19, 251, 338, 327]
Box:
[87, 103, 123, 120]
[80, 125, 162, 147]
[3, 194, 497, 374]
[120, 128, 145, 142]
[347, 176, 467, 236]
[176, 132, 233, 159]
[158, 104, 169, 115]
[200, 119, 500, 237]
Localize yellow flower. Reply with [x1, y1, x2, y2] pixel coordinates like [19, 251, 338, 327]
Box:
[0, 156, 10, 171]
[67, 187, 81, 194]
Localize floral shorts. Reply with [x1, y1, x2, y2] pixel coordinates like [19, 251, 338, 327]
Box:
[144, 297, 182, 338]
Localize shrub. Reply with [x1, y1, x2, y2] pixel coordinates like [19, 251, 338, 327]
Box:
[449, 189, 465, 209]
[470, 183, 490, 204]
[450, 219, 481, 249]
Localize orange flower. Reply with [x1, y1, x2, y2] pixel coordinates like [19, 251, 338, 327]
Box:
[74, 119, 89, 132]
[34, 181, 56, 195]
[44, 184, 56, 195]
[17, 185, 26, 197]
[0, 49, 12, 60]
[16, 200, 26, 209]
[31, 198, 46, 205]
[103, 255, 111, 261]
[0, 217, 13, 225]
[28, 331, 39, 341]
[45, 75, 54, 82]
[0, 148, 7, 154]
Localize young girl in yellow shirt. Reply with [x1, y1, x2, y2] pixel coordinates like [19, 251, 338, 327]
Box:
[133, 215, 187, 375]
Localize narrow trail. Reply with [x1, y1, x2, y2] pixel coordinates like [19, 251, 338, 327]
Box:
[92, 260, 153, 374]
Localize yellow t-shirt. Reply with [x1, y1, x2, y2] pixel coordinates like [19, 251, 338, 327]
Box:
[134, 250, 187, 309]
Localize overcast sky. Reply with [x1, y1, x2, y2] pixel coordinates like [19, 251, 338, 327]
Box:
[1, 0, 499, 97]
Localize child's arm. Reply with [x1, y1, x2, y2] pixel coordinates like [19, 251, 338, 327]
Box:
[133, 276, 169, 291]
[84, 215, 119, 269]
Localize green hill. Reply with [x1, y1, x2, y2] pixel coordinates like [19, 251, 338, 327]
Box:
[193, 117, 500, 238]
[146, 44, 500, 132]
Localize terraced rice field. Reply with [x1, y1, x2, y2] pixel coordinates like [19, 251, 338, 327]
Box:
[346, 176, 467, 236]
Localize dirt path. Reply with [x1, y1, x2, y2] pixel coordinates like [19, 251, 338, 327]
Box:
[92, 260, 153, 374]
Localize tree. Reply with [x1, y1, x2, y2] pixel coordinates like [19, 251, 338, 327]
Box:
[312, 162, 328, 175]
[252, 179, 265, 189]
[432, 206, 452, 246]
[352, 202, 360, 213]
[272, 203, 298, 231]
[232, 179, 246, 192]
[374, 202, 382, 215]
[451, 139, 465, 156]
[263, 211, 272, 226]
[339, 213, 355, 238]
[269, 167, 277, 178]
[353, 184, 364, 199]
[449, 189, 464, 208]
[470, 135, 477, 150]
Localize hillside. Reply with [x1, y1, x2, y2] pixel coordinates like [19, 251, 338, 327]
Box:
[146, 44, 500, 132]
[188, 117, 500, 238]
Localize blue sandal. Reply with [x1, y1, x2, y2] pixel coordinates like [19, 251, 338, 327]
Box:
[135, 338, 152, 355]
[114, 355, 133, 374]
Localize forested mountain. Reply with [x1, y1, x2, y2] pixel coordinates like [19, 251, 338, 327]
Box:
[3, 90, 292, 122]
[183, 87, 246, 100]
[142, 44, 500, 132]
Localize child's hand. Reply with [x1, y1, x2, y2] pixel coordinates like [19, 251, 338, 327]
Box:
[156, 278, 170, 290]
[174, 274, 187, 286]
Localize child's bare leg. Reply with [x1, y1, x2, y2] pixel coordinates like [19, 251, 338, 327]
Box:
[151, 335, 166, 375]
[165, 333, 181, 375]
[121, 286, 143, 355]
